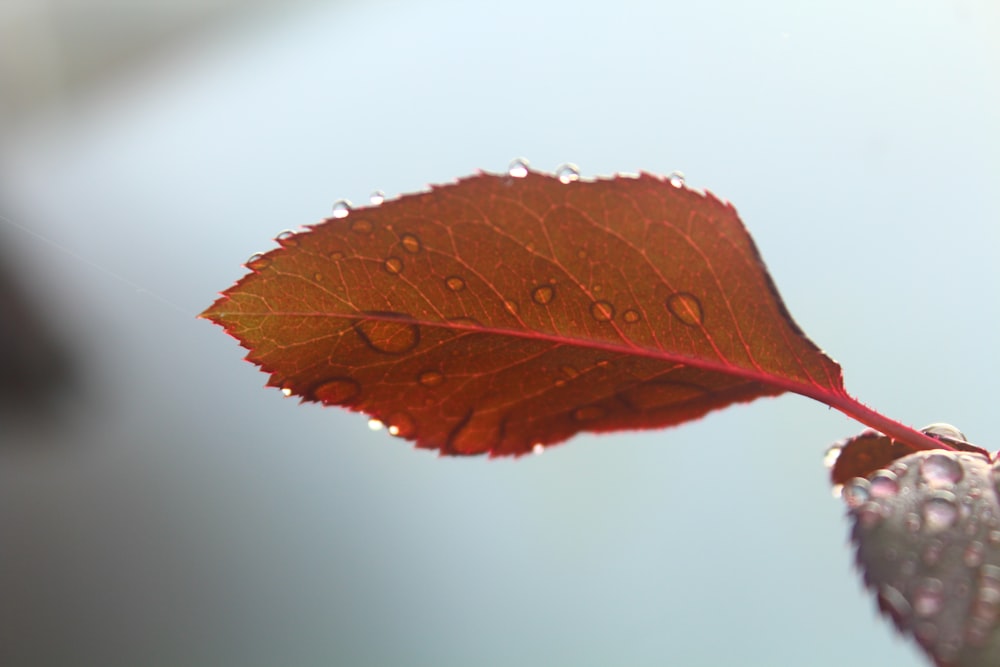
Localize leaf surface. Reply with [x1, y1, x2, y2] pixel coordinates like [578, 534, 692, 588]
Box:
[202, 168, 942, 456]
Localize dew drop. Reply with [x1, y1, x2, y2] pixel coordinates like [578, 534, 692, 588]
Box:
[965, 541, 986, 568]
[841, 478, 871, 509]
[332, 199, 352, 218]
[666, 292, 704, 326]
[386, 412, 416, 438]
[504, 299, 519, 315]
[508, 158, 530, 178]
[445, 275, 466, 292]
[368, 418, 384, 431]
[353, 313, 420, 354]
[418, 370, 444, 388]
[572, 405, 606, 421]
[856, 501, 884, 529]
[869, 469, 899, 498]
[275, 230, 299, 247]
[246, 252, 270, 270]
[400, 233, 422, 254]
[313, 272, 323, 281]
[532, 443, 545, 455]
[383, 256, 404, 275]
[532, 285, 555, 305]
[314, 377, 362, 405]
[350, 218, 373, 234]
[590, 300, 615, 322]
[281, 387, 293, 397]
[913, 578, 945, 617]
[919, 453, 964, 488]
[622, 309, 640, 323]
[369, 191, 386, 205]
[823, 443, 843, 469]
[668, 171, 686, 188]
[921, 422, 967, 442]
[556, 163, 580, 183]
[923, 491, 960, 531]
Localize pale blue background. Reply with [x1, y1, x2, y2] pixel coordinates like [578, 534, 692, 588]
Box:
[2, 1, 998, 665]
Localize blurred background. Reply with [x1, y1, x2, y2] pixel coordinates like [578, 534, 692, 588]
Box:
[1, 1, 997, 665]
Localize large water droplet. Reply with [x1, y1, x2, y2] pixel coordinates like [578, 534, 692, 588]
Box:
[246, 252, 270, 270]
[383, 257, 404, 275]
[275, 230, 299, 247]
[590, 300, 615, 322]
[923, 491, 960, 531]
[965, 541, 986, 568]
[668, 171, 686, 188]
[400, 233, 421, 254]
[532, 285, 555, 305]
[350, 218, 373, 234]
[508, 158, 530, 178]
[369, 191, 386, 205]
[418, 370, 444, 388]
[913, 578, 945, 617]
[921, 422, 967, 442]
[332, 199, 352, 218]
[666, 292, 704, 326]
[556, 163, 580, 183]
[387, 412, 416, 438]
[445, 275, 466, 292]
[870, 469, 899, 498]
[281, 387, 293, 397]
[842, 478, 871, 508]
[572, 405, 606, 421]
[368, 418, 384, 431]
[353, 313, 420, 354]
[314, 377, 362, 405]
[920, 453, 963, 488]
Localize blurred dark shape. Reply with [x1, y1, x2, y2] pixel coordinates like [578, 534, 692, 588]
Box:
[0, 233, 77, 423]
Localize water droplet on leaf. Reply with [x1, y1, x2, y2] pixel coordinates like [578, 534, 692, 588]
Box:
[315, 377, 362, 405]
[332, 199, 352, 218]
[590, 300, 615, 322]
[246, 253, 270, 270]
[622, 309, 640, 323]
[921, 422, 967, 443]
[400, 233, 422, 254]
[368, 418, 384, 431]
[870, 469, 899, 498]
[913, 578, 945, 617]
[353, 313, 420, 354]
[281, 387, 293, 397]
[445, 275, 466, 292]
[842, 478, 871, 508]
[508, 158, 530, 178]
[666, 292, 704, 326]
[668, 171, 686, 188]
[504, 299, 519, 315]
[386, 412, 416, 438]
[556, 163, 580, 183]
[532, 285, 555, 305]
[384, 257, 403, 275]
[923, 491, 960, 531]
[370, 191, 385, 205]
[532, 443, 545, 455]
[920, 453, 963, 488]
[275, 230, 298, 247]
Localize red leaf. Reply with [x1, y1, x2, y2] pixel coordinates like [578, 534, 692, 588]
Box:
[202, 168, 947, 456]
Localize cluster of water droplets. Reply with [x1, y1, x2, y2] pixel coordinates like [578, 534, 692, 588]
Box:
[842, 425, 1000, 663]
